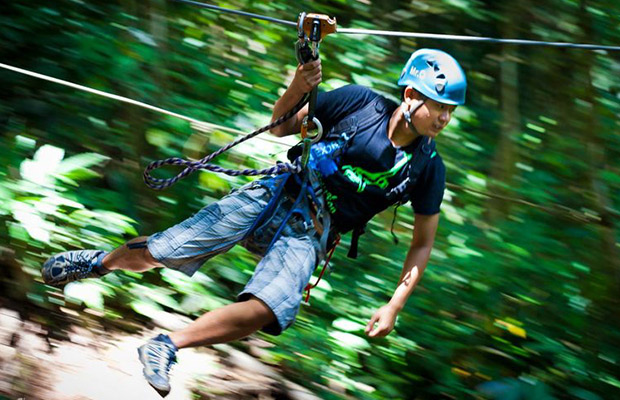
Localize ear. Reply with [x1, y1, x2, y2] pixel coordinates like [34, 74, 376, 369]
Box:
[403, 86, 424, 105]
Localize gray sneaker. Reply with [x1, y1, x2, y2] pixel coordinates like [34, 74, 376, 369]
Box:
[41, 250, 108, 286]
[137, 334, 178, 396]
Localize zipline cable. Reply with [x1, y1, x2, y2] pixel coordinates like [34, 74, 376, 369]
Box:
[337, 28, 620, 52]
[173, 0, 620, 52]
[171, 0, 296, 27]
[0, 63, 207, 127]
[0, 62, 295, 148]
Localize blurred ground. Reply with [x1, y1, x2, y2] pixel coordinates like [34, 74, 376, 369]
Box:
[0, 307, 322, 400]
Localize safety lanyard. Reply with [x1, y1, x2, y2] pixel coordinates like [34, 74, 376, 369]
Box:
[295, 12, 337, 167]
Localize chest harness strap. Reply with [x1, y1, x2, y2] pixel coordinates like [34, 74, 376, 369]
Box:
[311, 95, 435, 258]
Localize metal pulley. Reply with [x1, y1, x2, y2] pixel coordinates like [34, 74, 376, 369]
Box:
[295, 12, 337, 150]
[299, 13, 337, 40]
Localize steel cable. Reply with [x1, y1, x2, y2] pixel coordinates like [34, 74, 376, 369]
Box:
[173, 0, 620, 52]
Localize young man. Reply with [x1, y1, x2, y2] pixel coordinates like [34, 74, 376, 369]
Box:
[41, 48, 466, 395]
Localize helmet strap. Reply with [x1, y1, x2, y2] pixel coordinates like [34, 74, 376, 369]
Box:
[403, 98, 425, 136]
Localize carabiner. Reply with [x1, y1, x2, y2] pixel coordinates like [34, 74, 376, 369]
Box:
[301, 115, 323, 143]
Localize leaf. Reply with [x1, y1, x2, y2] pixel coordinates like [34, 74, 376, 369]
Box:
[329, 331, 370, 350]
[56, 153, 110, 180]
[20, 145, 65, 186]
[11, 201, 52, 243]
[183, 37, 206, 48]
[64, 282, 105, 310]
[130, 299, 164, 319]
[332, 318, 365, 332]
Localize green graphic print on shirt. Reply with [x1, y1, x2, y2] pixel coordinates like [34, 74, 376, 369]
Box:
[341, 152, 413, 192]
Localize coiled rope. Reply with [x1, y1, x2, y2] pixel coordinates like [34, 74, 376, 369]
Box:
[142, 94, 309, 190]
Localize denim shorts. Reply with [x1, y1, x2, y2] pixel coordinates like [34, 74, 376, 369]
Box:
[147, 175, 323, 335]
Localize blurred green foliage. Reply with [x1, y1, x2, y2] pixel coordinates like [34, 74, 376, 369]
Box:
[1, 0, 620, 399]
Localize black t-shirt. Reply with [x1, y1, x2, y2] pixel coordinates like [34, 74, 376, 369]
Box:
[312, 85, 446, 231]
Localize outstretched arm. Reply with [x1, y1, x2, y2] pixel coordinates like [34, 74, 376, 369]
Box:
[269, 59, 321, 137]
[365, 213, 439, 338]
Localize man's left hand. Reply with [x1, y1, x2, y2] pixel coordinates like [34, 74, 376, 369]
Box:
[365, 304, 399, 338]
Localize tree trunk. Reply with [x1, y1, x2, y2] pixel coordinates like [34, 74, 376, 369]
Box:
[486, 2, 525, 222]
[574, 0, 620, 375]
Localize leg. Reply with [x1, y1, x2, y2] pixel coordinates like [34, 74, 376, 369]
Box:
[137, 297, 276, 396]
[102, 236, 163, 273]
[138, 218, 320, 395]
[239, 222, 321, 335]
[137, 296, 275, 396]
[40, 236, 163, 286]
[108, 181, 271, 276]
[41, 179, 275, 286]
[166, 213, 321, 348]
[146, 180, 275, 277]
[168, 295, 276, 348]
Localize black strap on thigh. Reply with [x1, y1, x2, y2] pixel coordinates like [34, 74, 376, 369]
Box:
[126, 240, 148, 250]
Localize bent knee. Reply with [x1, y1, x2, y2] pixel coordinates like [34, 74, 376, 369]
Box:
[142, 247, 160, 266]
[244, 295, 277, 325]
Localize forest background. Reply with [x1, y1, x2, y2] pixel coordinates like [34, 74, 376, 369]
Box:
[1, 0, 619, 399]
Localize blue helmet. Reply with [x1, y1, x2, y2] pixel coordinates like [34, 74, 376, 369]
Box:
[398, 49, 467, 106]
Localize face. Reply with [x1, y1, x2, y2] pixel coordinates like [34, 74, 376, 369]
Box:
[411, 98, 456, 138]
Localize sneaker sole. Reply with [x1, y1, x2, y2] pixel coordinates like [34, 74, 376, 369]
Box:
[137, 347, 171, 397]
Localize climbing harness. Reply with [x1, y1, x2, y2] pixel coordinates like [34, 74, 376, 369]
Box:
[285, 93, 437, 259]
[147, 11, 339, 302]
[142, 12, 342, 305]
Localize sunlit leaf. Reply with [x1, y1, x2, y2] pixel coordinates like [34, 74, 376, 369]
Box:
[64, 282, 105, 310]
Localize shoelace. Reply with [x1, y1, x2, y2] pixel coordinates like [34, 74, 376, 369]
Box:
[149, 343, 175, 374]
[71, 253, 97, 279]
